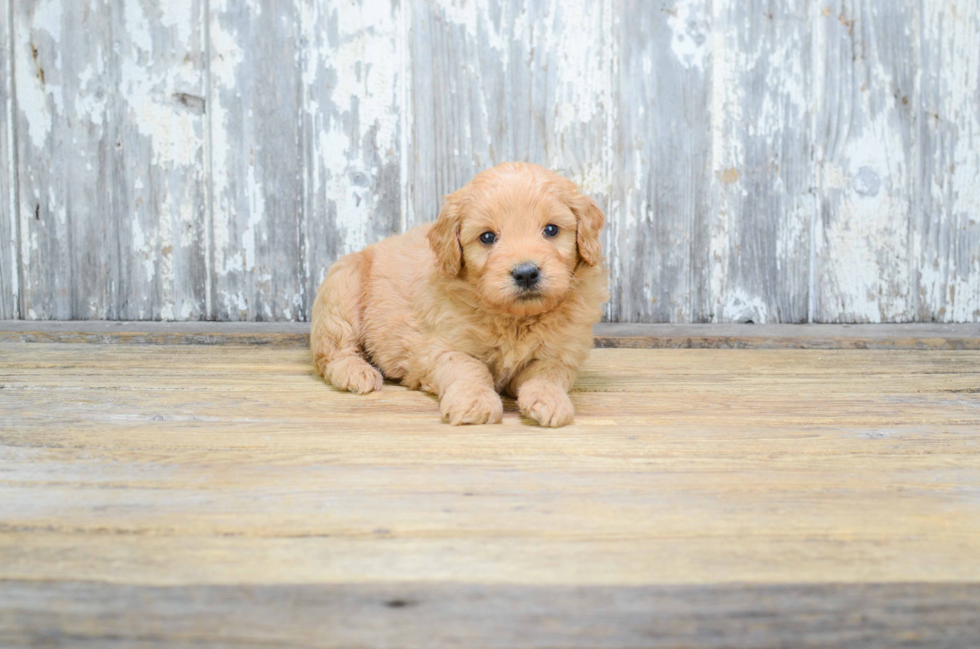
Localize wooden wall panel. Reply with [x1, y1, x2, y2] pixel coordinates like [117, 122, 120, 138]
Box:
[209, 0, 306, 321]
[1, 0, 978, 323]
[708, 0, 812, 324]
[409, 0, 611, 229]
[609, 0, 712, 322]
[302, 0, 404, 308]
[13, 0, 111, 319]
[811, 0, 918, 322]
[11, 0, 207, 321]
[916, 0, 980, 322]
[0, 0, 17, 319]
[109, 0, 209, 320]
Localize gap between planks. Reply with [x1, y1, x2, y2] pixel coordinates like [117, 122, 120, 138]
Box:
[0, 321, 977, 349]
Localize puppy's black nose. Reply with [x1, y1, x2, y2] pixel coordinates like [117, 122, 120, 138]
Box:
[511, 263, 541, 289]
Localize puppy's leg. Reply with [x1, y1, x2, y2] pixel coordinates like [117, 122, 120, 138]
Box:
[428, 352, 503, 425]
[508, 360, 577, 428]
[310, 252, 384, 394]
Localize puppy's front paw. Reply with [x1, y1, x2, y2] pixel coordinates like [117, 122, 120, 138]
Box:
[518, 381, 575, 427]
[440, 383, 503, 425]
[326, 356, 384, 394]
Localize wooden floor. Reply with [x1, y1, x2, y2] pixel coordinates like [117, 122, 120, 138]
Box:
[2, 340, 979, 647]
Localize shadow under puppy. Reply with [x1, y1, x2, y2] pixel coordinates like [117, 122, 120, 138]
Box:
[311, 162, 607, 427]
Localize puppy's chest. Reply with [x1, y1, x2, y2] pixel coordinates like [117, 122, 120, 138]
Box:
[477, 322, 548, 388]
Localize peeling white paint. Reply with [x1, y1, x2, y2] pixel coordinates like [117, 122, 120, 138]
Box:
[15, 25, 56, 149]
[822, 109, 912, 322]
[551, 1, 605, 136]
[6, 0, 979, 323]
[917, 1, 980, 322]
[119, 0, 202, 168]
[708, 0, 740, 321]
[208, 0, 245, 279]
[130, 213, 157, 283]
[668, 0, 709, 71]
[3, 0, 19, 313]
[721, 288, 769, 324]
[240, 160, 265, 272]
[308, 0, 400, 256]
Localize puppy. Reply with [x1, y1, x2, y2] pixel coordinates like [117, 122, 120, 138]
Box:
[310, 162, 606, 427]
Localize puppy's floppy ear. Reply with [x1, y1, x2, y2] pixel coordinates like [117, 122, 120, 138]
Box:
[569, 192, 605, 267]
[427, 191, 464, 276]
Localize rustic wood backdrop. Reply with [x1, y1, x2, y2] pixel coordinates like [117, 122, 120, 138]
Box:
[1, 0, 978, 323]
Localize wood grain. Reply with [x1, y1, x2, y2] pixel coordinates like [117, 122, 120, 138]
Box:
[3, 1, 980, 324]
[811, 0, 917, 322]
[2, 581, 978, 648]
[108, 0, 210, 321]
[409, 0, 611, 228]
[13, 0, 110, 320]
[1, 343, 978, 645]
[209, 0, 306, 321]
[302, 0, 404, 307]
[1, 320, 978, 349]
[11, 0, 208, 320]
[0, 0, 16, 319]
[917, 0, 980, 323]
[709, 0, 811, 324]
[608, 0, 711, 322]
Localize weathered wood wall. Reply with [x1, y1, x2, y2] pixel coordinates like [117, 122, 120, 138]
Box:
[0, 0, 978, 323]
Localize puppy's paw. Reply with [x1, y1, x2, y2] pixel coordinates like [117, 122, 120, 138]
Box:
[518, 381, 575, 428]
[440, 383, 503, 425]
[326, 356, 384, 394]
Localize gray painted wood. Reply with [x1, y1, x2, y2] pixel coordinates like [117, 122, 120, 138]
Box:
[13, 0, 109, 320]
[0, 0, 17, 319]
[302, 0, 404, 307]
[917, 1, 980, 323]
[409, 0, 611, 229]
[108, 0, 210, 321]
[209, 0, 306, 321]
[609, 0, 712, 323]
[709, 0, 812, 324]
[1, 319, 977, 350]
[11, 0, 208, 321]
[2, 580, 979, 648]
[3, 0, 980, 323]
[811, 0, 918, 323]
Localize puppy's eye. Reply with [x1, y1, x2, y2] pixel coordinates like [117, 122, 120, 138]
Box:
[479, 231, 497, 245]
[543, 224, 559, 237]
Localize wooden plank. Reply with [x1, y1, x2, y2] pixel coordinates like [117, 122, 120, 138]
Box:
[916, 1, 980, 323]
[811, 0, 918, 322]
[709, 1, 811, 323]
[1, 346, 978, 562]
[0, 0, 17, 319]
[11, 0, 207, 320]
[0, 344, 979, 645]
[12, 0, 110, 319]
[609, 0, 712, 322]
[301, 0, 404, 316]
[591, 322, 980, 350]
[409, 0, 610, 228]
[209, 0, 305, 321]
[107, 0, 209, 320]
[0, 320, 311, 346]
[1, 581, 978, 648]
[0, 321, 978, 349]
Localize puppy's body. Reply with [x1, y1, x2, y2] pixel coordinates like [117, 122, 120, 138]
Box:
[311, 162, 606, 427]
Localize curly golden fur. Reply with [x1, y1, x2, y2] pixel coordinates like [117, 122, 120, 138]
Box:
[310, 162, 607, 427]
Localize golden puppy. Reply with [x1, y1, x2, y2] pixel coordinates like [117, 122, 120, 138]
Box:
[310, 162, 606, 427]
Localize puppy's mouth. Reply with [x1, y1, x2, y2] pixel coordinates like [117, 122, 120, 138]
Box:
[515, 290, 544, 302]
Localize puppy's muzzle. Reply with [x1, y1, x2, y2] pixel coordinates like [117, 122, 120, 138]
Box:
[511, 263, 541, 290]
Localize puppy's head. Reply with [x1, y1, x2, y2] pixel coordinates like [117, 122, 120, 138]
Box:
[427, 162, 604, 317]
